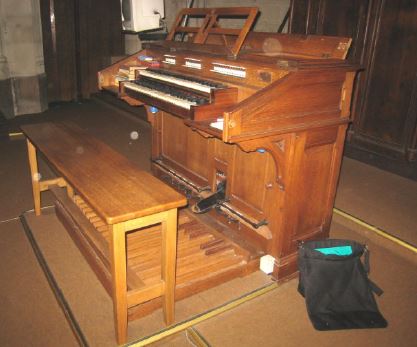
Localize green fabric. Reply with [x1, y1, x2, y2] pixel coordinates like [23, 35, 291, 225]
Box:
[315, 246, 353, 256]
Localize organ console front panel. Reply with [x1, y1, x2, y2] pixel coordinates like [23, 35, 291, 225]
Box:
[98, 7, 358, 318]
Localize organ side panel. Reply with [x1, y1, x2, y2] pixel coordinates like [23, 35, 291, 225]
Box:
[293, 126, 340, 241]
[267, 124, 348, 280]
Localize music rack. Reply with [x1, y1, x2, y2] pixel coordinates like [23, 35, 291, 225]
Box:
[166, 7, 259, 58]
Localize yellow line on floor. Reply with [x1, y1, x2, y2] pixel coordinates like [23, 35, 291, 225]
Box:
[0, 216, 20, 224]
[186, 327, 211, 347]
[8, 132, 24, 138]
[126, 282, 278, 347]
[333, 208, 417, 254]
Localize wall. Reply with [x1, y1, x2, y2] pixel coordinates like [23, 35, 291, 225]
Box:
[0, 0, 47, 118]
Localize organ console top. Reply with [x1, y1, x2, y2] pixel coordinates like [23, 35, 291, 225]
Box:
[98, 7, 359, 319]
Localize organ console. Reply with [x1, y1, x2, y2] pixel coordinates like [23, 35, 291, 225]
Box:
[98, 7, 358, 319]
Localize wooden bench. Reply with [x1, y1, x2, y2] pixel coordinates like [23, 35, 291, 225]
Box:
[21, 121, 187, 344]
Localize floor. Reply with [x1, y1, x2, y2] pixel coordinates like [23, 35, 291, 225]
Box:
[0, 100, 416, 346]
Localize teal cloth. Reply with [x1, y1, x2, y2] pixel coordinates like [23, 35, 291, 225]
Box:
[315, 246, 353, 256]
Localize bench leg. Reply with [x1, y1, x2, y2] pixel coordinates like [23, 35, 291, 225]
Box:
[26, 139, 41, 216]
[109, 223, 128, 345]
[161, 208, 178, 325]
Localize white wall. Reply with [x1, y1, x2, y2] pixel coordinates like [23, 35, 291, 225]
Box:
[0, 23, 9, 80]
[0, 0, 46, 117]
[0, 0, 45, 78]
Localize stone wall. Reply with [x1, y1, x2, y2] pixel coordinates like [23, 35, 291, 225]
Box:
[0, 0, 47, 118]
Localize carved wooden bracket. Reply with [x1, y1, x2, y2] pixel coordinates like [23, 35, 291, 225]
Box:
[236, 134, 297, 191]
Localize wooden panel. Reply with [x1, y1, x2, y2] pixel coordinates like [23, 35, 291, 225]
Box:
[285, 126, 343, 249]
[347, 0, 417, 173]
[319, 0, 369, 62]
[40, 0, 77, 102]
[161, 113, 212, 183]
[227, 148, 275, 221]
[356, 0, 417, 149]
[213, 140, 235, 165]
[76, 0, 124, 98]
[224, 70, 347, 141]
[289, 0, 309, 34]
[242, 32, 351, 59]
[161, 114, 188, 164]
[290, 0, 417, 176]
[40, 0, 124, 101]
[289, 0, 369, 62]
[294, 143, 333, 237]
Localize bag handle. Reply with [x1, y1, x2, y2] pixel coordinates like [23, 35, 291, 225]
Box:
[363, 245, 384, 296]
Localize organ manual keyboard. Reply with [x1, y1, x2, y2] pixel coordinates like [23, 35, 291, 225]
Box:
[98, 7, 358, 319]
[120, 66, 238, 119]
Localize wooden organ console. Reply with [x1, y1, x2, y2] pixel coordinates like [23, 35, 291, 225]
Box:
[98, 7, 358, 318]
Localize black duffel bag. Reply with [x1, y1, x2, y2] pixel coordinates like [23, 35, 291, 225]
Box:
[298, 239, 388, 330]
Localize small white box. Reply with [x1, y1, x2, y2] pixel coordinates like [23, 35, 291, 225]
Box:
[260, 255, 275, 274]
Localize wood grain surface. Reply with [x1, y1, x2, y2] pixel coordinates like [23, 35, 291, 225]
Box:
[21, 122, 187, 224]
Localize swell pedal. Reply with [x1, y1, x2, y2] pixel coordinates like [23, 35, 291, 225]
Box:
[192, 181, 226, 214]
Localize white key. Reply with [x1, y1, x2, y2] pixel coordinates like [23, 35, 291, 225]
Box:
[124, 82, 197, 110]
[139, 70, 213, 94]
